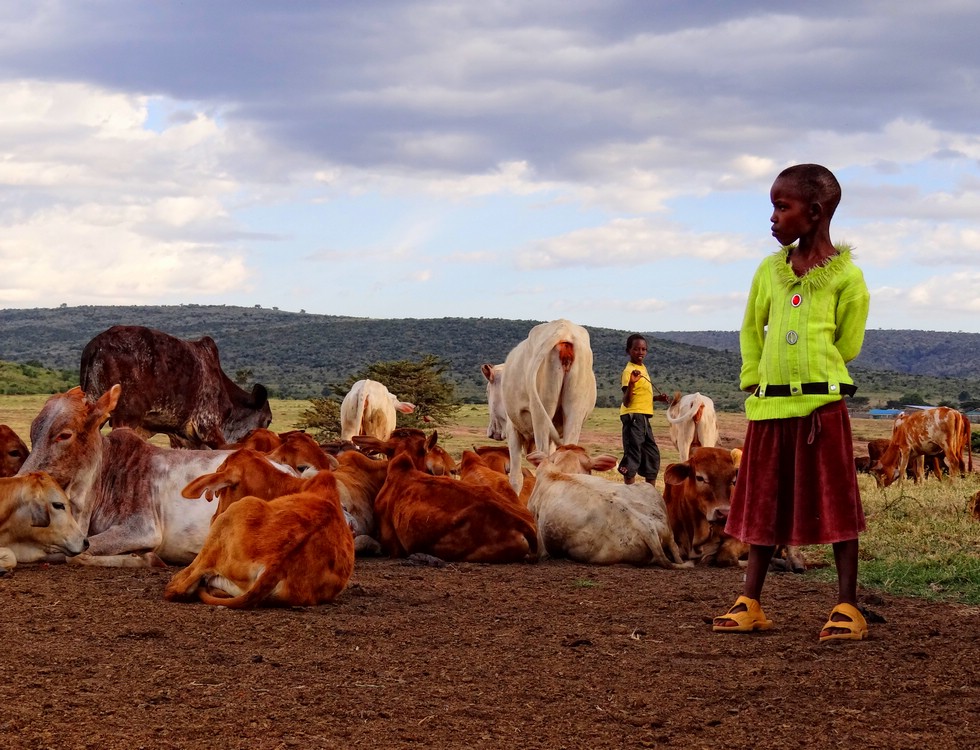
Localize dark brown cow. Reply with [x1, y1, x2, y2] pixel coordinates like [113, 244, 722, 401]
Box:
[0, 425, 29, 478]
[80, 325, 272, 449]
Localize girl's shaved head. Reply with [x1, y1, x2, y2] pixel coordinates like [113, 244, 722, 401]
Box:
[776, 164, 841, 218]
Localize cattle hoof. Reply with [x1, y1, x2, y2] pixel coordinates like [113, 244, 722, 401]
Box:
[144, 552, 168, 568]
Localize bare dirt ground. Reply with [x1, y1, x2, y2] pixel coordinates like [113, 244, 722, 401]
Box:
[1, 558, 978, 750]
[3, 411, 978, 749]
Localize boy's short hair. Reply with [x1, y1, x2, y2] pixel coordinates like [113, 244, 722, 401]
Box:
[777, 163, 842, 218]
[625, 333, 646, 352]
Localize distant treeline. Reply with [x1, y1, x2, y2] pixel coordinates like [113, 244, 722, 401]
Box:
[1, 305, 978, 411]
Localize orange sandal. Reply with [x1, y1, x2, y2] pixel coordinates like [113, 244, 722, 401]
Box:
[712, 595, 774, 633]
[819, 603, 868, 642]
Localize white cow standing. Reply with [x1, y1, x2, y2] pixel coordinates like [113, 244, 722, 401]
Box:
[340, 379, 416, 441]
[481, 319, 597, 494]
[665, 392, 718, 462]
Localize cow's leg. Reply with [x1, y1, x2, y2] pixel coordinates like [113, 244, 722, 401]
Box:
[68, 551, 167, 568]
[507, 431, 525, 496]
[84, 518, 165, 558]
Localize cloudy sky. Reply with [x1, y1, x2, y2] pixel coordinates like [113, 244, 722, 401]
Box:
[1, 1, 979, 332]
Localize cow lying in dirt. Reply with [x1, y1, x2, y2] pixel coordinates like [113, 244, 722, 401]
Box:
[526, 445, 688, 568]
[0, 472, 89, 573]
[165, 470, 354, 608]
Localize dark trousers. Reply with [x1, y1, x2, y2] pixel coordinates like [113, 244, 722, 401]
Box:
[620, 413, 661, 481]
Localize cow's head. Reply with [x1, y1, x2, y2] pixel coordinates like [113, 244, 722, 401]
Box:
[481, 363, 509, 441]
[222, 383, 273, 446]
[1, 472, 89, 568]
[526, 445, 619, 475]
[20, 386, 120, 503]
[663, 446, 739, 525]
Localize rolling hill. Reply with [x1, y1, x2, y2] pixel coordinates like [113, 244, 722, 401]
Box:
[0, 305, 977, 411]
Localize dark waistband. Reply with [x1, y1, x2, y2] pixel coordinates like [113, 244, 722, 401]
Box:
[756, 382, 857, 398]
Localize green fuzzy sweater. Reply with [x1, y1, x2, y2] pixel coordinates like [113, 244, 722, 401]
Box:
[740, 244, 870, 421]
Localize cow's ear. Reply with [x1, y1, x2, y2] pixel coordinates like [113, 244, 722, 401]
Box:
[251, 383, 269, 406]
[30, 502, 50, 528]
[588, 455, 620, 473]
[425, 431, 439, 451]
[89, 384, 121, 428]
[663, 462, 691, 486]
[730, 448, 743, 468]
[480, 364, 495, 382]
[526, 450, 547, 467]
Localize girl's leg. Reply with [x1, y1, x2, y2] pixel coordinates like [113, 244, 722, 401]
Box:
[833, 538, 859, 605]
[743, 544, 776, 600]
[714, 544, 775, 628]
[819, 539, 867, 640]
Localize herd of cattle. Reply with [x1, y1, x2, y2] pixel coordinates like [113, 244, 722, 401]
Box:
[0, 321, 975, 608]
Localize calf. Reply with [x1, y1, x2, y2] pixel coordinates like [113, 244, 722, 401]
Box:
[473, 445, 536, 505]
[165, 471, 354, 608]
[526, 445, 687, 568]
[267, 431, 339, 473]
[0, 425, 29, 478]
[373, 450, 537, 563]
[0, 472, 89, 573]
[457, 450, 522, 507]
[663, 447, 745, 567]
[183, 447, 386, 554]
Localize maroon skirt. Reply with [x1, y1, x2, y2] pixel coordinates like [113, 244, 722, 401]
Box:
[725, 399, 865, 546]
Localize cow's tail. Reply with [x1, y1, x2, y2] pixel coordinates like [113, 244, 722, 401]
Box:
[342, 391, 369, 441]
[524, 340, 568, 450]
[665, 393, 702, 424]
[198, 566, 283, 609]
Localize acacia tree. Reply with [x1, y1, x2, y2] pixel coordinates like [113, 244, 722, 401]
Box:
[297, 355, 459, 441]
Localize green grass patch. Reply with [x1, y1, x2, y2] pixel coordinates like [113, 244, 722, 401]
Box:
[573, 578, 600, 589]
[807, 474, 980, 604]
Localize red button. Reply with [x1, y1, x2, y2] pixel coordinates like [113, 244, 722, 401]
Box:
[791, 294, 802, 307]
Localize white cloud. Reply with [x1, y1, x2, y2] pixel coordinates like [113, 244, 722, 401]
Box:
[517, 218, 758, 270]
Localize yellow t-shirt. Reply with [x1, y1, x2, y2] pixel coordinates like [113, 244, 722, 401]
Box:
[620, 362, 654, 416]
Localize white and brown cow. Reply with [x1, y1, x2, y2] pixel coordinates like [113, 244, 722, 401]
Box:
[481, 319, 597, 495]
[871, 407, 972, 488]
[80, 325, 272, 449]
[0, 472, 89, 573]
[340, 379, 416, 442]
[19, 386, 232, 566]
[526, 445, 688, 568]
[665, 392, 719, 462]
